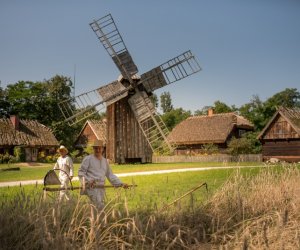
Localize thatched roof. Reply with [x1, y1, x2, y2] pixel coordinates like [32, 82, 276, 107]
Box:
[168, 113, 254, 145]
[0, 117, 59, 147]
[257, 106, 300, 139]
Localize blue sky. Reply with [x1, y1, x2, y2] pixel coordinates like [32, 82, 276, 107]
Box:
[1, 0, 299, 113]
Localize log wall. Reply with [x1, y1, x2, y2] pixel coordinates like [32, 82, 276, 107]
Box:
[260, 115, 300, 162]
[106, 97, 152, 163]
[263, 116, 299, 139]
[261, 140, 300, 162]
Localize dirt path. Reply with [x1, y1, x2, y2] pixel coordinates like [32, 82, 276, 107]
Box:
[0, 165, 263, 188]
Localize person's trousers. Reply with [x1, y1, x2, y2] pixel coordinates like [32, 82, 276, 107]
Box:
[86, 188, 106, 210]
[59, 178, 70, 201]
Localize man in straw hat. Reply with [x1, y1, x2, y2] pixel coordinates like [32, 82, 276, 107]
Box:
[78, 139, 128, 209]
[54, 145, 74, 201]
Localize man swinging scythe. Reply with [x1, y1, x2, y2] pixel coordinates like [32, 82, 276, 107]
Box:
[78, 139, 129, 210]
[44, 140, 131, 209]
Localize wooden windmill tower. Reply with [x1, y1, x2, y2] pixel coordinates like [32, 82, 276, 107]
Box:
[58, 14, 201, 163]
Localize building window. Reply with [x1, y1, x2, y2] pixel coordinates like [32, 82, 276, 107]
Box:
[239, 129, 246, 137]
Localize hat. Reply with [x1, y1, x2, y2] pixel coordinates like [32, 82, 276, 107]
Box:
[92, 139, 104, 147]
[57, 145, 68, 154]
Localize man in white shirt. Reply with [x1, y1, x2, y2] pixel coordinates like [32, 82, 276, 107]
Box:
[54, 145, 74, 201]
[78, 139, 128, 209]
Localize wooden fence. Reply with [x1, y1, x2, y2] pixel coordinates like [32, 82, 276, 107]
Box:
[152, 154, 262, 163]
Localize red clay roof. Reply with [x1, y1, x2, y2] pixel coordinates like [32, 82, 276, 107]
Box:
[168, 113, 253, 145]
[0, 118, 59, 146]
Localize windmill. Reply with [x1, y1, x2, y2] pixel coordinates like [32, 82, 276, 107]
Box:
[58, 14, 201, 163]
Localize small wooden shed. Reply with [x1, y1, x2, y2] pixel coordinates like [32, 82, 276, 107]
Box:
[168, 111, 254, 155]
[257, 106, 300, 162]
[74, 119, 107, 148]
[0, 115, 59, 162]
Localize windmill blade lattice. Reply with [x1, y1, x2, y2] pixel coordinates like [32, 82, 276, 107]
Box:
[140, 50, 201, 92]
[128, 91, 176, 154]
[97, 80, 128, 106]
[58, 89, 106, 126]
[90, 14, 138, 80]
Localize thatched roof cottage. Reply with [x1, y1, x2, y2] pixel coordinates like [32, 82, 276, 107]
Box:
[168, 110, 254, 155]
[0, 115, 59, 161]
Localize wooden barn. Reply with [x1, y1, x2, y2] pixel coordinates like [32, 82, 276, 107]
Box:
[106, 98, 152, 164]
[257, 106, 300, 162]
[0, 115, 59, 162]
[168, 110, 254, 155]
[75, 119, 107, 148]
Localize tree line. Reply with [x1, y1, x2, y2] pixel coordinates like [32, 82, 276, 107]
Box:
[1, 75, 299, 152]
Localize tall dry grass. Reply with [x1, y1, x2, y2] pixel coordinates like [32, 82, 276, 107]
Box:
[0, 165, 299, 249]
[207, 166, 300, 249]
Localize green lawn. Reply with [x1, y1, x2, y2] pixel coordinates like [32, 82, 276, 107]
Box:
[0, 166, 262, 211]
[0, 161, 262, 182]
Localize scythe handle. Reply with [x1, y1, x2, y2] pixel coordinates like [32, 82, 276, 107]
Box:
[159, 182, 208, 212]
[43, 184, 137, 192]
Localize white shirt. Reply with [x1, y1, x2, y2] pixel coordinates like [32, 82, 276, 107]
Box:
[54, 155, 74, 180]
[78, 154, 122, 186]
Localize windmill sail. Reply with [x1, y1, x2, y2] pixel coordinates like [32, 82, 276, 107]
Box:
[90, 14, 138, 80]
[140, 50, 201, 92]
[128, 91, 175, 154]
[97, 80, 128, 106]
[58, 82, 131, 126]
[58, 89, 106, 126]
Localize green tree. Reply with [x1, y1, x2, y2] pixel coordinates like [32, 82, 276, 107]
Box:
[161, 108, 191, 131]
[239, 88, 300, 130]
[4, 75, 80, 149]
[214, 100, 237, 113]
[265, 88, 300, 108]
[194, 105, 211, 116]
[194, 101, 236, 116]
[0, 87, 9, 117]
[160, 91, 173, 113]
[5, 76, 73, 124]
[263, 88, 300, 124]
[149, 93, 158, 108]
[239, 95, 265, 130]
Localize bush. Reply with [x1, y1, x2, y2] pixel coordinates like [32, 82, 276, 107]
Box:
[13, 147, 25, 162]
[45, 155, 57, 163]
[201, 143, 219, 155]
[37, 151, 46, 162]
[2, 153, 11, 163]
[0, 153, 17, 164]
[37, 151, 58, 163]
[227, 132, 261, 155]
